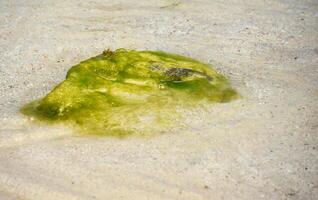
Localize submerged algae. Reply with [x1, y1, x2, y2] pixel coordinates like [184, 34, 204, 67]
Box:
[21, 49, 239, 136]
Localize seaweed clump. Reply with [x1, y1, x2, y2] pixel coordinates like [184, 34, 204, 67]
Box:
[21, 49, 239, 137]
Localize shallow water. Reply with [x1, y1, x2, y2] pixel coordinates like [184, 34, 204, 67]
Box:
[0, 0, 317, 199]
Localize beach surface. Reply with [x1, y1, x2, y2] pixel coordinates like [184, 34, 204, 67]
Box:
[0, 0, 317, 199]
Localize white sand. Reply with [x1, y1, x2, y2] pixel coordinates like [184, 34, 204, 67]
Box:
[0, 0, 317, 199]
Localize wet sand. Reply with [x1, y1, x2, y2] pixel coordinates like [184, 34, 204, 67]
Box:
[0, 0, 317, 199]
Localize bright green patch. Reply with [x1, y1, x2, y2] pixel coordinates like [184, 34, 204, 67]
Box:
[21, 49, 239, 137]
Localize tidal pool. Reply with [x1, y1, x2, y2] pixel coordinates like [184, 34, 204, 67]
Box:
[21, 49, 239, 137]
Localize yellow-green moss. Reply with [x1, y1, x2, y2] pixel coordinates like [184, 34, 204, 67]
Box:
[21, 49, 239, 136]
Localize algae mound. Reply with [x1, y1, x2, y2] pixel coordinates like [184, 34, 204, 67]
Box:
[21, 49, 239, 136]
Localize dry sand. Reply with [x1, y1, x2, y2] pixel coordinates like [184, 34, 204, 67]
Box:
[0, 0, 317, 199]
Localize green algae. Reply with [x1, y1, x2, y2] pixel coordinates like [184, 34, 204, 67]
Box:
[21, 49, 239, 137]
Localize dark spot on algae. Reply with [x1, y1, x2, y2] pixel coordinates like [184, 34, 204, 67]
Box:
[21, 49, 240, 137]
